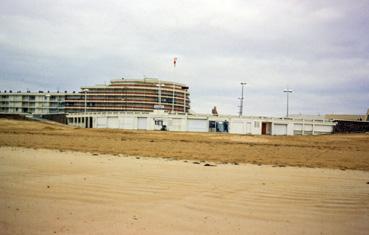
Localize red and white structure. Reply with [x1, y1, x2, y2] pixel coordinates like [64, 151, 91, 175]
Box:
[65, 78, 190, 113]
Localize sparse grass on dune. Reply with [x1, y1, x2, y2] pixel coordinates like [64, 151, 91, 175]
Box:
[0, 118, 368, 171]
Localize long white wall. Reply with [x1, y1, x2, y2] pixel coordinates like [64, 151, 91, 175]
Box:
[67, 111, 335, 136]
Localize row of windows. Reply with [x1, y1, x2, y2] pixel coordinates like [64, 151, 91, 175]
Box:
[65, 101, 189, 107]
[65, 98, 190, 105]
[66, 106, 189, 112]
[0, 95, 63, 99]
[64, 98, 186, 103]
[66, 96, 187, 101]
[87, 88, 186, 92]
[85, 87, 187, 93]
[67, 92, 188, 98]
[109, 83, 186, 89]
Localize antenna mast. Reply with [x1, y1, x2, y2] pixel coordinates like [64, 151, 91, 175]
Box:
[239, 82, 247, 116]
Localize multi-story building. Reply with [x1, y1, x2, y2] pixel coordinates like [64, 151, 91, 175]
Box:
[0, 91, 71, 114]
[65, 78, 190, 113]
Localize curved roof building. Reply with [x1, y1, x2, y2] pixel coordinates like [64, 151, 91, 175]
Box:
[65, 78, 190, 113]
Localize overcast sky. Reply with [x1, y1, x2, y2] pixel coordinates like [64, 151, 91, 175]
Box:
[1, 0, 368, 116]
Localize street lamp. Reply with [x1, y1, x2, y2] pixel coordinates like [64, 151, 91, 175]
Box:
[283, 88, 293, 117]
[156, 82, 165, 110]
[239, 82, 247, 116]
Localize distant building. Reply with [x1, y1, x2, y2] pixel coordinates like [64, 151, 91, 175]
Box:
[65, 78, 190, 113]
[325, 109, 369, 133]
[0, 90, 71, 114]
[325, 109, 369, 122]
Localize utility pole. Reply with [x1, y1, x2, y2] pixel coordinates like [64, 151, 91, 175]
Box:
[239, 82, 247, 116]
[283, 88, 293, 117]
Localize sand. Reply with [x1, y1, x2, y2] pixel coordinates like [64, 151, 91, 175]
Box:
[0, 147, 368, 235]
[1, 119, 369, 171]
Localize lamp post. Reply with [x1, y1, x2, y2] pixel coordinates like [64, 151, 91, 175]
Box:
[239, 82, 247, 116]
[156, 82, 165, 110]
[283, 88, 293, 117]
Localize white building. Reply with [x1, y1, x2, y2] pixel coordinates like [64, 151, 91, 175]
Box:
[67, 110, 335, 136]
[0, 91, 71, 114]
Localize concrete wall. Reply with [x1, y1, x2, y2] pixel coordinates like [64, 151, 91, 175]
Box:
[67, 111, 335, 136]
[36, 113, 67, 124]
[228, 118, 261, 135]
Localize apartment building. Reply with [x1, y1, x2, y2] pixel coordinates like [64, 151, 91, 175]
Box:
[65, 78, 190, 113]
[0, 90, 71, 114]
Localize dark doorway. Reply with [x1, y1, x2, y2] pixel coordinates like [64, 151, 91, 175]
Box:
[262, 123, 267, 135]
[261, 122, 271, 135]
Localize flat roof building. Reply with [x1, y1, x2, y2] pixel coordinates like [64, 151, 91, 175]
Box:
[65, 78, 190, 113]
[0, 90, 72, 114]
[66, 110, 336, 136]
[325, 109, 369, 122]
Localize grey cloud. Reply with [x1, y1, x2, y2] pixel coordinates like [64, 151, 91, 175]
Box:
[0, 0, 368, 116]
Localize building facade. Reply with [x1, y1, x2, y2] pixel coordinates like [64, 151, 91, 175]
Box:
[0, 91, 71, 114]
[65, 78, 190, 113]
[66, 110, 336, 136]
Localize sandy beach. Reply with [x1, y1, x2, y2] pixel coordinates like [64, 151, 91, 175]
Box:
[1, 119, 369, 171]
[1, 146, 368, 235]
[1, 0, 369, 234]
